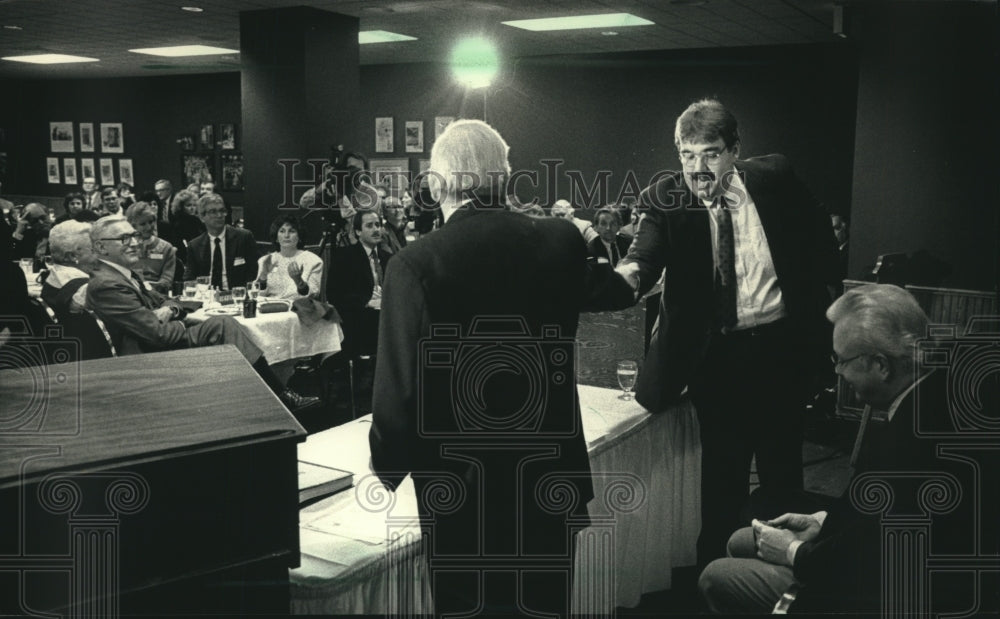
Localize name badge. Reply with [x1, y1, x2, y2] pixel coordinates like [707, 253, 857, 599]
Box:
[234, 257, 246, 266]
[149, 252, 163, 260]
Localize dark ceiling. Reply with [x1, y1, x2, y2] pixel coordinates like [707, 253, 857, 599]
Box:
[0, 0, 841, 79]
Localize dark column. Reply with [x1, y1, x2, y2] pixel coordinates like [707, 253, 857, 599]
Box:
[240, 7, 360, 238]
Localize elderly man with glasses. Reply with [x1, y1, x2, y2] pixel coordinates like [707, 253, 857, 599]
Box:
[183, 193, 258, 289]
[86, 215, 316, 409]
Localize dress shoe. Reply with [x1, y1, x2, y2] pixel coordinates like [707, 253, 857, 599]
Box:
[280, 388, 320, 410]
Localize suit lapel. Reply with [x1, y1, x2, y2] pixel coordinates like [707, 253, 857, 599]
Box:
[359, 243, 374, 291]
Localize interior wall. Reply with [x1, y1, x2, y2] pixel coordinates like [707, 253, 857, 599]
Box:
[848, 1, 998, 291]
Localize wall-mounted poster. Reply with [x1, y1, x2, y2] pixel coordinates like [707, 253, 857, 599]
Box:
[405, 121, 424, 153]
[63, 158, 78, 185]
[369, 157, 409, 190]
[50, 122, 74, 153]
[80, 158, 95, 181]
[375, 117, 393, 153]
[46, 157, 61, 184]
[118, 159, 134, 186]
[100, 123, 124, 153]
[434, 116, 454, 140]
[221, 154, 244, 191]
[182, 154, 214, 185]
[218, 123, 236, 150]
[80, 123, 94, 152]
[198, 124, 214, 150]
[99, 158, 115, 185]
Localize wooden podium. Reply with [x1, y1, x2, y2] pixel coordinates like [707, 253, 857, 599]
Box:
[0, 345, 306, 617]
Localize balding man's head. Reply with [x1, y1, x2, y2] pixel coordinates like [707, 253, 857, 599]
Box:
[428, 119, 510, 206]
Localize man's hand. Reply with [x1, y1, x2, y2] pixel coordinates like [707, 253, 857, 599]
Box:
[615, 261, 640, 292]
[367, 287, 382, 310]
[766, 512, 823, 543]
[153, 307, 175, 323]
[753, 519, 799, 566]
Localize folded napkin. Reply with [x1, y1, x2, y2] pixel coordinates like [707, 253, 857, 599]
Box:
[258, 301, 290, 314]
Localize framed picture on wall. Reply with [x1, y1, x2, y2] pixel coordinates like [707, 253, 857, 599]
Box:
[46, 157, 61, 184]
[100, 123, 124, 153]
[218, 123, 236, 150]
[118, 159, 134, 186]
[99, 158, 115, 185]
[178, 135, 195, 151]
[221, 154, 244, 191]
[63, 158, 78, 185]
[405, 121, 424, 153]
[182, 154, 214, 186]
[375, 117, 393, 153]
[198, 125, 214, 150]
[369, 157, 410, 190]
[434, 116, 454, 140]
[50, 122, 74, 153]
[80, 158, 95, 181]
[80, 123, 94, 152]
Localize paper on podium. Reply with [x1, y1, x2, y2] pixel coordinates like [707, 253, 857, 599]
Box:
[303, 474, 420, 545]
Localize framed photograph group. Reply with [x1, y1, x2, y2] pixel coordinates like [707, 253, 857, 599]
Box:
[405, 121, 424, 153]
[369, 157, 410, 190]
[221, 154, 244, 191]
[63, 158, 78, 185]
[182, 154, 214, 186]
[375, 117, 393, 153]
[118, 159, 134, 186]
[100, 123, 124, 153]
[50, 122, 74, 153]
[80, 158, 95, 181]
[79, 123, 94, 152]
[46, 157, 60, 184]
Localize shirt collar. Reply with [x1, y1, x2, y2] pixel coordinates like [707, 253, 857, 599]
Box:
[47, 263, 89, 287]
[99, 258, 137, 282]
[701, 165, 745, 208]
[208, 227, 227, 241]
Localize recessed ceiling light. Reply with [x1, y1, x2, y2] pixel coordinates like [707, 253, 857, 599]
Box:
[181, 6, 203, 12]
[129, 45, 238, 57]
[3, 25, 23, 30]
[2, 53, 99, 64]
[502, 13, 654, 32]
[358, 30, 417, 44]
[602, 31, 619, 36]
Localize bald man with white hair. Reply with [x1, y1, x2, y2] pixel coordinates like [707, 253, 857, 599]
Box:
[368, 119, 634, 616]
[551, 198, 598, 242]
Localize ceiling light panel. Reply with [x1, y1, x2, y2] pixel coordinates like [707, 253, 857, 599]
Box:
[502, 13, 654, 32]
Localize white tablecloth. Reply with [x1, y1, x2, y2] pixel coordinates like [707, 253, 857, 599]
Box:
[290, 385, 700, 614]
[190, 302, 343, 364]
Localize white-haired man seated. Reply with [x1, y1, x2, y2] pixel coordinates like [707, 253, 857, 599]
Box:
[85, 216, 317, 408]
[699, 283, 956, 614]
[550, 198, 598, 242]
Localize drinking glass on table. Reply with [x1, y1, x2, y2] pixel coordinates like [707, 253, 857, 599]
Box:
[248, 280, 260, 300]
[183, 281, 197, 299]
[231, 286, 247, 304]
[195, 276, 210, 300]
[19, 258, 33, 279]
[617, 360, 638, 401]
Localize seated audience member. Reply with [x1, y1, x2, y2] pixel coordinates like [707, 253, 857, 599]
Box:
[41, 220, 99, 315]
[0, 214, 32, 330]
[327, 209, 390, 357]
[380, 197, 407, 254]
[55, 192, 97, 225]
[256, 214, 323, 300]
[95, 186, 122, 216]
[153, 179, 175, 223]
[199, 180, 215, 196]
[699, 284, 954, 615]
[81, 176, 100, 210]
[183, 193, 258, 288]
[551, 198, 598, 242]
[11, 202, 50, 262]
[126, 201, 176, 294]
[117, 182, 135, 210]
[620, 207, 640, 238]
[86, 216, 317, 408]
[588, 206, 632, 267]
[165, 189, 206, 256]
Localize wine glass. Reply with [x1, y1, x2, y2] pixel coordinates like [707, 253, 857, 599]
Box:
[248, 280, 260, 300]
[232, 286, 247, 304]
[195, 276, 210, 300]
[617, 360, 638, 401]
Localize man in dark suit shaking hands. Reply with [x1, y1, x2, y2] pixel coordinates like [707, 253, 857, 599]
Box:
[368, 120, 633, 616]
[616, 99, 841, 566]
[184, 193, 258, 288]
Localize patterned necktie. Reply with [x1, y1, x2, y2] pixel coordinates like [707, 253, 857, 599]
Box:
[370, 249, 383, 286]
[211, 237, 223, 288]
[715, 199, 738, 330]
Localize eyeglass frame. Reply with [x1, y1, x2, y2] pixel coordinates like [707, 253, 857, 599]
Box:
[98, 232, 143, 245]
[677, 147, 730, 167]
[831, 352, 869, 370]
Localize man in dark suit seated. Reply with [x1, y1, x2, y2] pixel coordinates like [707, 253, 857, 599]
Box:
[699, 284, 955, 614]
[183, 193, 258, 289]
[326, 209, 391, 358]
[588, 206, 632, 267]
[86, 216, 317, 408]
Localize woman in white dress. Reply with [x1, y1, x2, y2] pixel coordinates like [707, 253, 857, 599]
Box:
[256, 215, 323, 299]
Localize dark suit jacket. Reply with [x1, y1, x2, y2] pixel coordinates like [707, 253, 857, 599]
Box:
[327, 242, 392, 316]
[368, 200, 634, 565]
[183, 225, 258, 286]
[587, 234, 632, 266]
[86, 260, 186, 355]
[623, 154, 840, 411]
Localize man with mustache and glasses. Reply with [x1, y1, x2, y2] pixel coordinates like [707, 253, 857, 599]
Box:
[615, 99, 841, 567]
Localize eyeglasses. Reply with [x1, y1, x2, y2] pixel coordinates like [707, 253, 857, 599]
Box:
[831, 353, 868, 370]
[99, 232, 143, 245]
[203, 208, 227, 216]
[678, 150, 726, 166]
